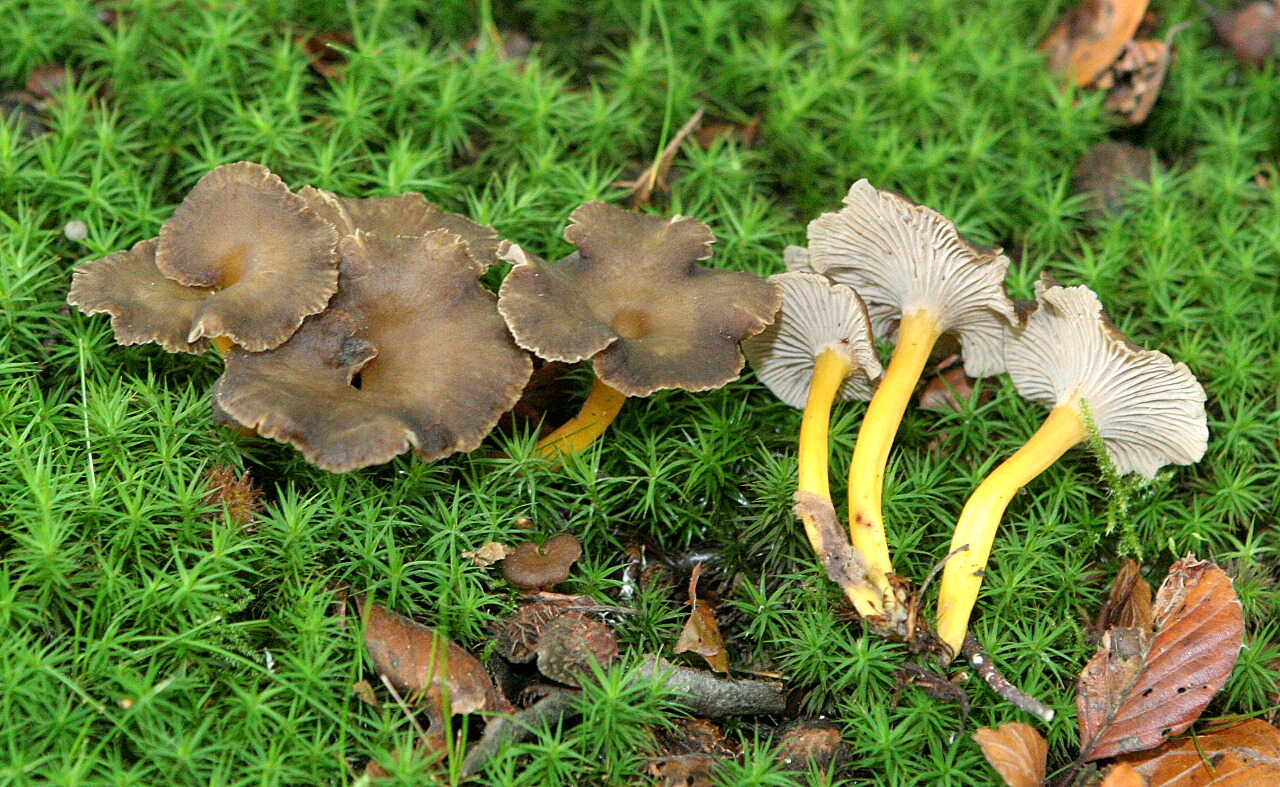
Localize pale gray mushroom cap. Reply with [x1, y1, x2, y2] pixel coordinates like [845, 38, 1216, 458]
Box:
[743, 271, 884, 409]
[1007, 280, 1208, 479]
[806, 179, 1015, 378]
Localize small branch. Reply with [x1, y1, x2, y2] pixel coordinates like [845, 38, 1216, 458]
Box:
[962, 635, 1056, 723]
[460, 690, 581, 778]
[637, 655, 787, 717]
[615, 107, 705, 206]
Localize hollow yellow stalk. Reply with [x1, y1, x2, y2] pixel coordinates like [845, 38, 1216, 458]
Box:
[934, 403, 1089, 660]
[212, 337, 234, 355]
[534, 375, 628, 461]
[846, 310, 942, 588]
[798, 348, 885, 618]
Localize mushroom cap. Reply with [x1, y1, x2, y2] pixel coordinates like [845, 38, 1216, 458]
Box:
[807, 179, 1015, 378]
[156, 162, 340, 351]
[496, 201, 782, 397]
[67, 238, 214, 353]
[299, 186, 501, 262]
[1007, 280, 1208, 479]
[212, 229, 533, 472]
[502, 533, 583, 589]
[742, 271, 884, 409]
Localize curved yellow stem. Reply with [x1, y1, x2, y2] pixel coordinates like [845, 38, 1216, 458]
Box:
[847, 311, 942, 589]
[534, 374, 628, 461]
[934, 404, 1088, 661]
[798, 349, 852, 500]
[212, 337, 234, 355]
[796, 349, 888, 618]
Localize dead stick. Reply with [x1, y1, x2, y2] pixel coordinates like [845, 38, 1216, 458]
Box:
[962, 635, 1055, 723]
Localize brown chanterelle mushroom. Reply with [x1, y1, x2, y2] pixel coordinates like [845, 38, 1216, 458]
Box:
[934, 280, 1208, 659]
[156, 161, 341, 352]
[803, 179, 1015, 619]
[497, 201, 781, 460]
[502, 533, 583, 590]
[213, 229, 532, 472]
[67, 238, 216, 353]
[743, 271, 890, 621]
[299, 187, 501, 261]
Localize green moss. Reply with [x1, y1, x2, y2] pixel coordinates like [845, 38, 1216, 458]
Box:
[1, 0, 1278, 783]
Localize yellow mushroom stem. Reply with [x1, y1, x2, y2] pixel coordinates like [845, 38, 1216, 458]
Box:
[846, 310, 942, 589]
[534, 374, 628, 461]
[212, 337, 235, 355]
[797, 348, 886, 618]
[934, 403, 1089, 661]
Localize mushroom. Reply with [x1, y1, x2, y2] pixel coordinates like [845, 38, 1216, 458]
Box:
[933, 280, 1208, 659]
[497, 201, 781, 460]
[155, 161, 340, 352]
[502, 533, 583, 590]
[67, 238, 216, 354]
[299, 187, 501, 261]
[804, 179, 1015, 618]
[742, 271, 889, 619]
[212, 228, 533, 471]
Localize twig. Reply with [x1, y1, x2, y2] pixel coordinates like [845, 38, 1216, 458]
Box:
[907, 545, 969, 645]
[460, 690, 581, 777]
[615, 107, 705, 206]
[636, 655, 787, 717]
[962, 635, 1056, 723]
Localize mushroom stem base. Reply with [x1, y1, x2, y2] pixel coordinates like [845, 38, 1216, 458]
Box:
[846, 311, 941, 595]
[534, 374, 628, 462]
[934, 403, 1088, 661]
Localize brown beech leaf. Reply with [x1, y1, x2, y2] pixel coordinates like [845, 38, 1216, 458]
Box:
[1202, 0, 1280, 68]
[646, 754, 717, 787]
[1077, 555, 1244, 762]
[1095, 26, 1188, 126]
[919, 364, 986, 412]
[1098, 762, 1148, 787]
[1074, 142, 1157, 220]
[1095, 558, 1154, 633]
[1121, 718, 1280, 785]
[1041, 0, 1152, 86]
[674, 563, 730, 674]
[361, 601, 493, 725]
[973, 722, 1048, 787]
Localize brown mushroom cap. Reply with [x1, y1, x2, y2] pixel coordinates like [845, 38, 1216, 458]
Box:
[156, 162, 340, 351]
[212, 229, 533, 472]
[502, 533, 583, 589]
[67, 238, 214, 353]
[806, 179, 1015, 378]
[497, 201, 782, 396]
[298, 186, 501, 261]
[1006, 280, 1208, 478]
[743, 271, 883, 409]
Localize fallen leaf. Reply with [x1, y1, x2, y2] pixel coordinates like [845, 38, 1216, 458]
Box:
[1074, 142, 1157, 220]
[361, 601, 493, 726]
[674, 563, 730, 674]
[1098, 762, 1148, 786]
[1041, 0, 1152, 86]
[1095, 559, 1154, 633]
[774, 719, 848, 772]
[1095, 26, 1188, 126]
[694, 116, 761, 148]
[352, 679, 381, 709]
[25, 64, 72, 99]
[1121, 718, 1280, 785]
[973, 722, 1048, 787]
[297, 31, 354, 79]
[535, 610, 618, 686]
[1077, 556, 1244, 762]
[462, 540, 512, 568]
[646, 754, 717, 787]
[1202, 0, 1280, 68]
[919, 363, 987, 412]
[615, 107, 705, 207]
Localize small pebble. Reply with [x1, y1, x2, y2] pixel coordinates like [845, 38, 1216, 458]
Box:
[64, 220, 88, 242]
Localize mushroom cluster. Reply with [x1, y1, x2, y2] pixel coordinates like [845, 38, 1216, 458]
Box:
[68, 162, 779, 473]
[751, 179, 1207, 656]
